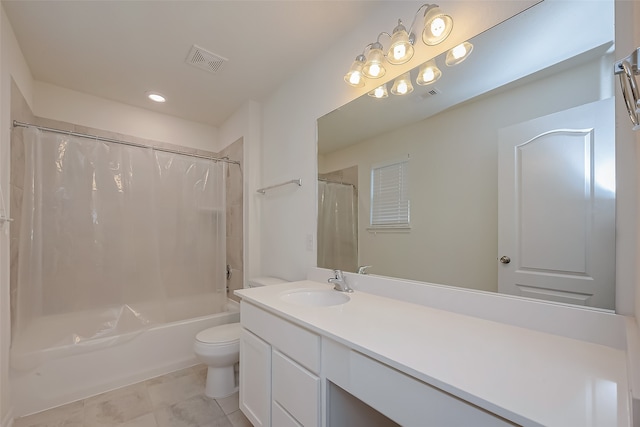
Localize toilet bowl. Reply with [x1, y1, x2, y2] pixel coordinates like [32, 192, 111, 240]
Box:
[194, 323, 241, 398]
[193, 277, 286, 398]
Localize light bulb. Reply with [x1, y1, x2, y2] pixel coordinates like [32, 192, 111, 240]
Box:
[349, 71, 362, 86]
[391, 72, 413, 95]
[393, 44, 406, 61]
[147, 92, 166, 103]
[387, 22, 414, 65]
[452, 44, 467, 60]
[423, 68, 435, 81]
[368, 63, 382, 78]
[430, 17, 446, 37]
[344, 54, 367, 87]
[363, 43, 386, 79]
[368, 84, 388, 99]
[417, 61, 441, 85]
[445, 41, 473, 66]
[422, 6, 453, 46]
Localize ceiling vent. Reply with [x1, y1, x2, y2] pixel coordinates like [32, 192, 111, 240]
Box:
[186, 45, 228, 74]
[420, 87, 441, 98]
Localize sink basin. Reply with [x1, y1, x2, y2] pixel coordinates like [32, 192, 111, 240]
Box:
[280, 288, 350, 307]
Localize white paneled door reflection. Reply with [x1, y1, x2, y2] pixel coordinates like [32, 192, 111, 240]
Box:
[498, 98, 615, 309]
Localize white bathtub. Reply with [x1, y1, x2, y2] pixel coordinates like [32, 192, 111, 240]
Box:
[10, 299, 240, 417]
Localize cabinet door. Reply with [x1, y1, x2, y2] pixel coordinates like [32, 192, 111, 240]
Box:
[240, 328, 271, 427]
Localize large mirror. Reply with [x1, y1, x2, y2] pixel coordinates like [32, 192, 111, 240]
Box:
[317, 0, 617, 310]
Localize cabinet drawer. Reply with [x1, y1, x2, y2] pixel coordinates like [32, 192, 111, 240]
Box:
[272, 401, 303, 427]
[272, 350, 320, 427]
[241, 302, 320, 373]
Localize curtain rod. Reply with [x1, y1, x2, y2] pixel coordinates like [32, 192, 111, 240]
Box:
[12, 120, 241, 166]
[318, 178, 356, 189]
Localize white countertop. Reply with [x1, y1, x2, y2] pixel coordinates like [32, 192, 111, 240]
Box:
[236, 280, 630, 427]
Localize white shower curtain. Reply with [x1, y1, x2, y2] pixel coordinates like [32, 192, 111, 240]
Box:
[317, 181, 358, 272]
[12, 127, 226, 364]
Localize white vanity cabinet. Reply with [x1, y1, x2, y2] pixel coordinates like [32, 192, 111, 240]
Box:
[239, 301, 321, 427]
[236, 280, 629, 427]
[239, 300, 515, 427]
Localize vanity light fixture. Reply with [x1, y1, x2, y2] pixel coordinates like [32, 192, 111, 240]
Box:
[363, 41, 387, 79]
[344, 54, 367, 87]
[344, 4, 453, 87]
[387, 20, 414, 65]
[422, 5, 454, 46]
[391, 72, 414, 95]
[368, 83, 389, 99]
[147, 92, 166, 103]
[445, 41, 474, 66]
[416, 60, 442, 85]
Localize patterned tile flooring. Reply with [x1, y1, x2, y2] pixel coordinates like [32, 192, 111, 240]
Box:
[13, 365, 252, 427]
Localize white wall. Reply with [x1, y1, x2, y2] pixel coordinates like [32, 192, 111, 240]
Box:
[613, 0, 640, 319]
[320, 57, 610, 292]
[617, 0, 640, 328]
[33, 81, 219, 152]
[259, 1, 535, 281]
[0, 4, 33, 424]
[632, 0, 640, 329]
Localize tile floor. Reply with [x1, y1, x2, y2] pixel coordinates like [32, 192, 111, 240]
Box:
[13, 365, 253, 427]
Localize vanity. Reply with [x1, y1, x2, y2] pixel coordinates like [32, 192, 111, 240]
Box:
[238, 0, 637, 425]
[235, 272, 631, 427]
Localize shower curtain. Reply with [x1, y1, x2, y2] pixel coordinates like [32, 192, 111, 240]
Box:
[317, 181, 358, 272]
[12, 127, 226, 363]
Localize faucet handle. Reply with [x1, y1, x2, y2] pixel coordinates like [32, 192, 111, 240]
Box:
[333, 269, 344, 279]
[357, 265, 372, 274]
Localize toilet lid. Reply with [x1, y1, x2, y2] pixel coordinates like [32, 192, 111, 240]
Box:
[195, 323, 241, 344]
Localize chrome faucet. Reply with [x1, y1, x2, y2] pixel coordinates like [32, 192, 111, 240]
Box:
[357, 265, 372, 274]
[328, 269, 353, 293]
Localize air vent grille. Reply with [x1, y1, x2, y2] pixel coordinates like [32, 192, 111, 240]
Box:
[420, 87, 442, 98]
[186, 45, 228, 74]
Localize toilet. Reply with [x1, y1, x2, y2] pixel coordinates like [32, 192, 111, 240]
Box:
[193, 276, 286, 398]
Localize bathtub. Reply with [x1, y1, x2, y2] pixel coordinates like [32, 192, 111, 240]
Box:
[10, 299, 239, 417]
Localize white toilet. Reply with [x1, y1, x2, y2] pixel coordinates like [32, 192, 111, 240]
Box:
[193, 276, 286, 398]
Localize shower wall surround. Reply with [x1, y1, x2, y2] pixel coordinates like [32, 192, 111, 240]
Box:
[220, 138, 244, 301]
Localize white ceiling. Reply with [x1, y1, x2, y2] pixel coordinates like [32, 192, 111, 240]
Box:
[2, 0, 379, 128]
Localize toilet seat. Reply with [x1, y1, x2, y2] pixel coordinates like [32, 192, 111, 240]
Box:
[195, 322, 241, 345]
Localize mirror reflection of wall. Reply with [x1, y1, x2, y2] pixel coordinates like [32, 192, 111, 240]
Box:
[317, 0, 616, 310]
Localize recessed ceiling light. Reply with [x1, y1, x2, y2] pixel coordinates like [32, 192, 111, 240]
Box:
[147, 92, 166, 103]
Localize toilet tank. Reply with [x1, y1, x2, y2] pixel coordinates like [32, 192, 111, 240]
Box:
[247, 277, 286, 288]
